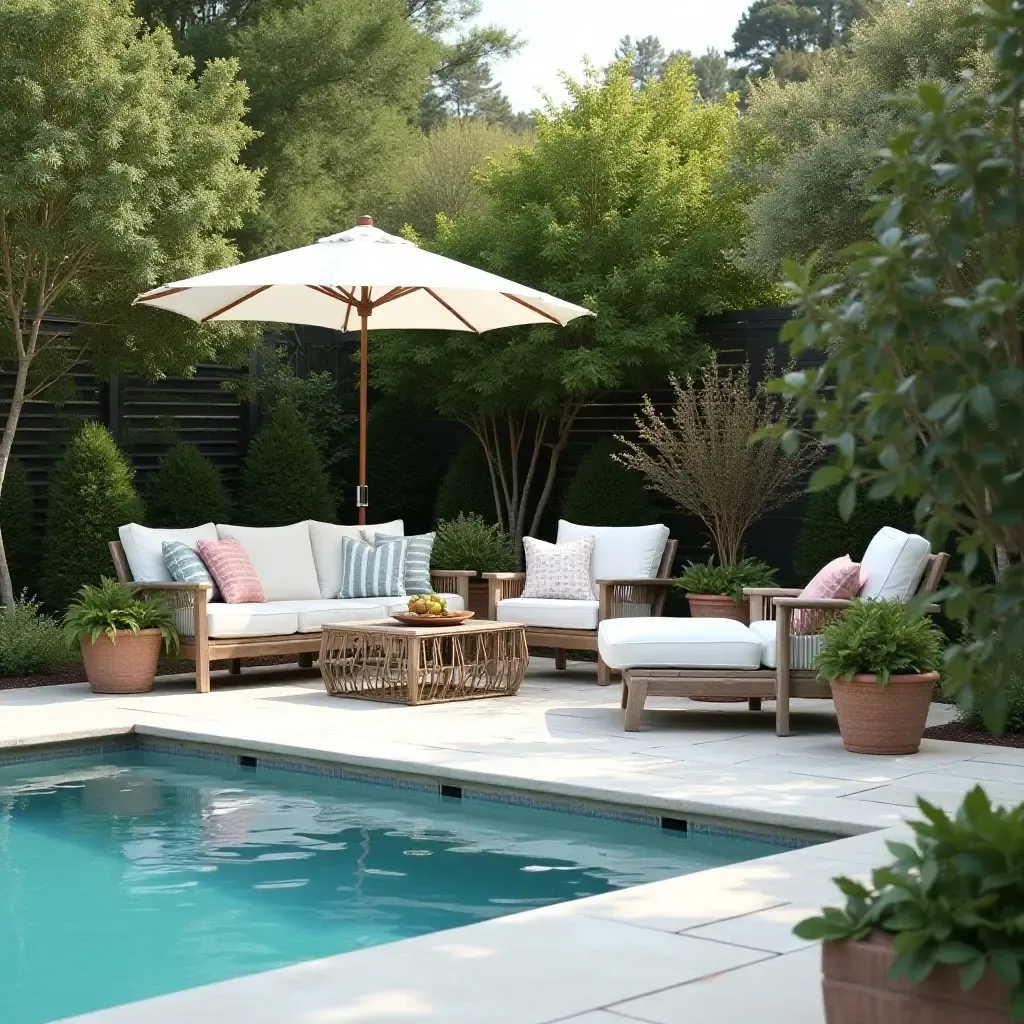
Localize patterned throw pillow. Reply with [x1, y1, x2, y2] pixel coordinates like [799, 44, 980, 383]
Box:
[162, 540, 219, 601]
[196, 537, 265, 604]
[339, 535, 408, 599]
[373, 531, 434, 596]
[521, 536, 595, 601]
[792, 555, 863, 635]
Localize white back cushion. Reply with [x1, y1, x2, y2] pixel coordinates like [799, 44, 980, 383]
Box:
[307, 520, 404, 600]
[215, 523, 321, 601]
[556, 520, 670, 599]
[118, 522, 218, 582]
[859, 527, 932, 601]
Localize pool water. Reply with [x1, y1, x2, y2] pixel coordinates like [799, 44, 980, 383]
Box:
[0, 749, 790, 1023]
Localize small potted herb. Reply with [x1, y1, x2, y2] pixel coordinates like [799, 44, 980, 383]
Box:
[675, 556, 777, 623]
[431, 513, 516, 618]
[795, 787, 1023, 1023]
[815, 599, 942, 754]
[63, 578, 180, 694]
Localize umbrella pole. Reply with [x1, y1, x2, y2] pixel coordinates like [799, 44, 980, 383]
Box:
[358, 304, 369, 525]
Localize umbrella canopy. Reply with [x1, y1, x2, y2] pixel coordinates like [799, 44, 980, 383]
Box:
[136, 217, 593, 523]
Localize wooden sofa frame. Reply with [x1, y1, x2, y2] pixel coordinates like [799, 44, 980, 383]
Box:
[110, 540, 473, 693]
[484, 539, 678, 685]
[621, 552, 949, 736]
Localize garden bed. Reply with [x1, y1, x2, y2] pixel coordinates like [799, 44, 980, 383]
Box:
[923, 721, 1024, 749]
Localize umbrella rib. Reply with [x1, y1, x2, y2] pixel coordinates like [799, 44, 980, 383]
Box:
[502, 292, 562, 325]
[135, 285, 188, 304]
[343, 300, 352, 333]
[200, 284, 273, 322]
[424, 288, 479, 332]
[371, 286, 419, 308]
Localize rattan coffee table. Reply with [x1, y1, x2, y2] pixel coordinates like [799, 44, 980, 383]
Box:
[319, 619, 528, 705]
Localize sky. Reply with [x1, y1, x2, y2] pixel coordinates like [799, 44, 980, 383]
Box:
[471, 0, 756, 113]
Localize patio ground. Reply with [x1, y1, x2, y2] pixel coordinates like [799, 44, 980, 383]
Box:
[2, 657, 1021, 1024]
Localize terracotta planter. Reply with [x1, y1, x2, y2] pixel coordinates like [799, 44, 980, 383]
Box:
[822, 932, 1012, 1024]
[80, 628, 163, 694]
[467, 579, 490, 619]
[830, 671, 939, 754]
[686, 593, 749, 624]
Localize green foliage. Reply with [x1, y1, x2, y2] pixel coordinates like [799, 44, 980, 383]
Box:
[794, 787, 1024, 1020]
[794, 487, 915, 583]
[774, 0, 1024, 730]
[561, 439, 658, 528]
[0, 598, 65, 676]
[434, 440, 498, 524]
[815, 600, 944, 686]
[675, 556, 777, 602]
[240, 403, 335, 526]
[0, 458, 37, 595]
[961, 657, 1024, 735]
[735, 0, 985, 277]
[146, 443, 231, 527]
[431, 513, 515, 576]
[40, 423, 145, 613]
[63, 577, 179, 654]
[366, 398, 438, 532]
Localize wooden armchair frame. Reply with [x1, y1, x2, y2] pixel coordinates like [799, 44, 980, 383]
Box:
[109, 541, 474, 692]
[484, 540, 678, 685]
[622, 552, 949, 735]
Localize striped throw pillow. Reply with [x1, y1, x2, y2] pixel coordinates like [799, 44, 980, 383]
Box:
[339, 536, 408, 599]
[196, 537, 265, 604]
[373, 531, 434, 596]
[162, 540, 219, 601]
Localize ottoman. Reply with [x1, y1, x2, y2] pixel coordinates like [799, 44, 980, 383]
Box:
[597, 618, 775, 731]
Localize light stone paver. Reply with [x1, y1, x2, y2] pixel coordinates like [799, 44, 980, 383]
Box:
[0, 656, 1012, 1024]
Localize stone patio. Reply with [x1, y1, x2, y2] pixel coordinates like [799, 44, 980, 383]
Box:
[2, 656, 1020, 1024]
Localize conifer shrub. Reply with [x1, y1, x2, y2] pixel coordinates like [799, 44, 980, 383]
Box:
[146, 442, 231, 527]
[561, 439, 659, 526]
[434, 439, 498, 524]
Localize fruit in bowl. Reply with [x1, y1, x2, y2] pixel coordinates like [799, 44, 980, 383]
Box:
[406, 594, 449, 617]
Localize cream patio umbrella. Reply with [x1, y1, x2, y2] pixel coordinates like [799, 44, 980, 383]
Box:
[136, 216, 593, 523]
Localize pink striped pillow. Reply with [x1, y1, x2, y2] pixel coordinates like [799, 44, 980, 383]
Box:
[792, 555, 862, 635]
[196, 538, 265, 604]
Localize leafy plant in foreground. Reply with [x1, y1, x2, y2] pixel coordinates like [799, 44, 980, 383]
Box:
[795, 787, 1024, 1020]
[0, 598, 65, 676]
[63, 578, 179, 654]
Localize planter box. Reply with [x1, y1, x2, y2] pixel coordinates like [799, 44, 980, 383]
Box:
[686, 592, 749, 624]
[80, 628, 163, 694]
[467, 579, 490, 619]
[830, 672, 939, 754]
[823, 932, 1012, 1024]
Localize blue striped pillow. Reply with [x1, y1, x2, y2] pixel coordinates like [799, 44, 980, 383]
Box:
[162, 540, 219, 600]
[373, 532, 434, 596]
[338, 536, 408, 598]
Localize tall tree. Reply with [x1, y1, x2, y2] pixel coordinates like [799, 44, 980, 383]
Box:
[374, 60, 778, 553]
[0, 0, 260, 609]
[729, 0, 874, 80]
[614, 34, 668, 86]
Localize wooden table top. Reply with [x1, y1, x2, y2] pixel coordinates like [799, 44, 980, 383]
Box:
[321, 618, 525, 638]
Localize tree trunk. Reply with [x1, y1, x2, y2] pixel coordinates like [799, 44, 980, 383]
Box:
[527, 400, 583, 540]
[0, 350, 33, 610]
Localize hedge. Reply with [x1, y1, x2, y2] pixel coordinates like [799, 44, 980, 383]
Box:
[561, 438, 659, 527]
[146, 442, 231, 527]
[434, 439, 498, 524]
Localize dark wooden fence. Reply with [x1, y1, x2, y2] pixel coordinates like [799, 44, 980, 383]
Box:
[2, 306, 824, 582]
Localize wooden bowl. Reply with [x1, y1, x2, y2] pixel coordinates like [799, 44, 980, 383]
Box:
[391, 610, 476, 627]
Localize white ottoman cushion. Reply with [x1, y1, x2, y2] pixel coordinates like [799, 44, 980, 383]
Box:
[859, 527, 931, 601]
[598, 617, 761, 670]
[496, 597, 599, 630]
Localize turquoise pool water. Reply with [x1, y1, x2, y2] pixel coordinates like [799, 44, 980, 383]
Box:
[0, 748, 792, 1023]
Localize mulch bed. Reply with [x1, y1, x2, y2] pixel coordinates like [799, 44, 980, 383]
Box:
[0, 655, 306, 691]
[923, 721, 1024, 749]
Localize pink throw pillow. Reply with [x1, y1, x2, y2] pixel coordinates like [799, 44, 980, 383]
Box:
[792, 555, 862, 635]
[196, 538, 265, 604]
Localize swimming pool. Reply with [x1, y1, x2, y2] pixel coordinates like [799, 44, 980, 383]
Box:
[0, 744, 804, 1023]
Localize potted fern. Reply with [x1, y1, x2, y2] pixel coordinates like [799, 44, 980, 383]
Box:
[431, 514, 516, 618]
[795, 787, 1023, 1023]
[815, 599, 943, 755]
[675, 556, 777, 623]
[63, 578, 180, 694]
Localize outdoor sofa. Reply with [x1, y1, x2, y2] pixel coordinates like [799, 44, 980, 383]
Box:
[110, 520, 473, 693]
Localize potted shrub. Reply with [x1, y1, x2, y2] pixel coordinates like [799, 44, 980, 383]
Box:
[675, 556, 777, 624]
[815, 599, 943, 755]
[794, 787, 1023, 1024]
[431, 513, 516, 618]
[63, 577, 180, 694]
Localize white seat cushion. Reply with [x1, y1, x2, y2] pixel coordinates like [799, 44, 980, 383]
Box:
[308, 520, 404, 599]
[118, 523, 218, 583]
[496, 597, 600, 630]
[748, 619, 825, 671]
[215, 523, 321, 601]
[598, 617, 761, 670]
[556, 521, 669, 599]
[272, 599, 390, 632]
[205, 603, 299, 638]
[859, 527, 932, 601]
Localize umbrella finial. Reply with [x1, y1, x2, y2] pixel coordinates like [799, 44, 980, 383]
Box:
[357, 215, 374, 226]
